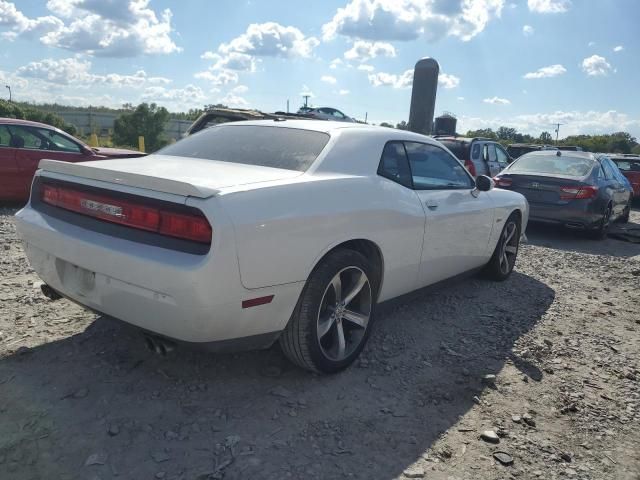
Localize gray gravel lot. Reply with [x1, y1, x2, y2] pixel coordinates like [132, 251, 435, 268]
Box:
[1, 207, 639, 480]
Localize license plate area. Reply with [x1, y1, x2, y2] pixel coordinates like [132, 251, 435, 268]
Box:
[57, 259, 96, 297]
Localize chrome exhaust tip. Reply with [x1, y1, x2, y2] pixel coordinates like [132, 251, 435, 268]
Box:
[144, 334, 175, 356]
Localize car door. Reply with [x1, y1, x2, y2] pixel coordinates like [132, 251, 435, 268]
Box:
[483, 143, 501, 177]
[600, 158, 625, 215]
[0, 125, 23, 200]
[403, 141, 495, 287]
[495, 144, 511, 171]
[11, 125, 89, 199]
[604, 158, 631, 212]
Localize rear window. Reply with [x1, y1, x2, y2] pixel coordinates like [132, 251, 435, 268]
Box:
[509, 154, 594, 177]
[611, 159, 640, 172]
[157, 125, 330, 172]
[438, 140, 469, 161]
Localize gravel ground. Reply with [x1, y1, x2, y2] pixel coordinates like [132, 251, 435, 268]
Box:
[0, 206, 639, 480]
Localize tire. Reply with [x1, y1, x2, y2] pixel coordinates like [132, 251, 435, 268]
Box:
[619, 202, 631, 224]
[484, 213, 521, 281]
[588, 204, 612, 240]
[279, 249, 377, 374]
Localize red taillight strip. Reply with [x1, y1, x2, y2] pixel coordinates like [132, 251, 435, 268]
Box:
[559, 186, 598, 200]
[242, 295, 274, 309]
[41, 184, 212, 244]
[493, 176, 512, 188]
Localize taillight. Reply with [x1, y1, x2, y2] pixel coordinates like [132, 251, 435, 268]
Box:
[493, 176, 512, 188]
[464, 159, 476, 177]
[41, 184, 212, 244]
[559, 185, 598, 200]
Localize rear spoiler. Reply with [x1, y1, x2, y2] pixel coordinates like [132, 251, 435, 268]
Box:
[37, 159, 219, 199]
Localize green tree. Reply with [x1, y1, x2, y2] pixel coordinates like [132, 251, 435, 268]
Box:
[379, 122, 394, 128]
[539, 131, 553, 143]
[466, 128, 497, 139]
[496, 126, 518, 141]
[396, 120, 409, 130]
[113, 103, 170, 152]
[0, 100, 76, 135]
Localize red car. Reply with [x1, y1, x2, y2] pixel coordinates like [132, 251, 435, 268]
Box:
[1, 118, 144, 202]
[610, 155, 640, 198]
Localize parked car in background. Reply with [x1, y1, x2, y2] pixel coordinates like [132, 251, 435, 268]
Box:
[557, 146, 583, 152]
[436, 136, 511, 177]
[15, 120, 528, 373]
[494, 151, 633, 238]
[609, 154, 640, 198]
[297, 107, 355, 123]
[1, 118, 144, 202]
[506, 144, 559, 159]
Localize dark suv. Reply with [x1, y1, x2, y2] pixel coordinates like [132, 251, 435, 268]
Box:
[435, 136, 512, 177]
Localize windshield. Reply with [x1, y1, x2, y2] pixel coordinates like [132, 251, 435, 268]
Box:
[508, 154, 594, 177]
[157, 125, 330, 172]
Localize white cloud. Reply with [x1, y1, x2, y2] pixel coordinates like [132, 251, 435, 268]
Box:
[457, 96, 465, 101]
[329, 58, 344, 70]
[339, 89, 350, 95]
[0, 1, 62, 40]
[439, 72, 460, 89]
[581, 55, 612, 76]
[35, 0, 181, 56]
[217, 92, 249, 108]
[588, 41, 595, 47]
[460, 110, 640, 138]
[483, 96, 511, 105]
[231, 85, 248, 94]
[527, 0, 571, 13]
[322, 0, 505, 43]
[321, 75, 337, 84]
[220, 22, 318, 57]
[522, 25, 534, 36]
[344, 40, 396, 62]
[368, 68, 459, 89]
[357, 64, 374, 72]
[194, 69, 239, 86]
[368, 69, 414, 88]
[300, 84, 315, 98]
[142, 84, 205, 104]
[15, 57, 171, 88]
[613, 45, 623, 52]
[523, 64, 566, 79]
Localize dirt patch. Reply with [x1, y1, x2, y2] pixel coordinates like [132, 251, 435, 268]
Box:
[1, 207, 639, 479]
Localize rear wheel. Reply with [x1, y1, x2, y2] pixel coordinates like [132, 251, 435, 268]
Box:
[589, 204, 612, 240]
[619, 201, 631, 224]
[484, 214, 520, 281]
[279, 249, 376, 373]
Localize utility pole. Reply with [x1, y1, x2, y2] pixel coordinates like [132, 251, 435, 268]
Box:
[302, 95, 310, 108]
[364, 112, 368, 123]
[5, 85, 11, 102]
[286, 99, 289, 113]
[554, 123, 565, 144]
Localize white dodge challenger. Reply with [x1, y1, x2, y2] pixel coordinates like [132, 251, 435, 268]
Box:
[15, 120, 528, 373]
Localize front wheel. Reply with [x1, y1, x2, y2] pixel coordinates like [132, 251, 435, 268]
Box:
[279, 249, 376, 373]
[484, 214, 520, 281]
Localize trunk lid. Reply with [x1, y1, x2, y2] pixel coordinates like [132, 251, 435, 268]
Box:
[498, 173, 590, 205]
[38, 155, 303, 198]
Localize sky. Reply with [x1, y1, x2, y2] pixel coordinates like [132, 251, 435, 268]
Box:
[1, 0, 638, 138]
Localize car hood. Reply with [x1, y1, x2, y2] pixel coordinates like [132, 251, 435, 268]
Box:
[38, 154, 303, 198]
[92, 146, 145, 158]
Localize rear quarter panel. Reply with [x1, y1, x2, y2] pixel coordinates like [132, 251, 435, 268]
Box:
[218, 174, 426, 302]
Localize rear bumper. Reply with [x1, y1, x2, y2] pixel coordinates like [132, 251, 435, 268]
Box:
[15, 205, 303, 344]
[528, 202, 601, 230]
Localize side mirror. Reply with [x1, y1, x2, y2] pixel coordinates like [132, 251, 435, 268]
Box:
[475, 175, 494, 192]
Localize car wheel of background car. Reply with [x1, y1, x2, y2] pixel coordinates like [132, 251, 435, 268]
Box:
[589, 204, 612, 240]
[279, 249, 376, 373]
[484, 213, 520, 281]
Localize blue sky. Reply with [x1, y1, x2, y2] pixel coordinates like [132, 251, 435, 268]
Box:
[1, 0, 638, 138]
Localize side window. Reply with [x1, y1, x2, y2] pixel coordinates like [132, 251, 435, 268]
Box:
[471, 143, 481, 160]
[404, 142, 474, 190]
[6, 125, 42, 149]
[601, 160, 616, 180]
[495, 145, 510, 167]
[0, 126, 11, 147]
[33, 127, 82, 153]
[484, 143, 497, 163]
[377, 142, 412, 188]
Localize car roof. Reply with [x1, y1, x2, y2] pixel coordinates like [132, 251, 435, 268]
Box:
[214, 118, 403, 134]
[435, 136, 495, 144]
[0, 117, 61, 129]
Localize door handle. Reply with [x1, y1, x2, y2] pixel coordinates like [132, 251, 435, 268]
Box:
[425, 201, 439, 210]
